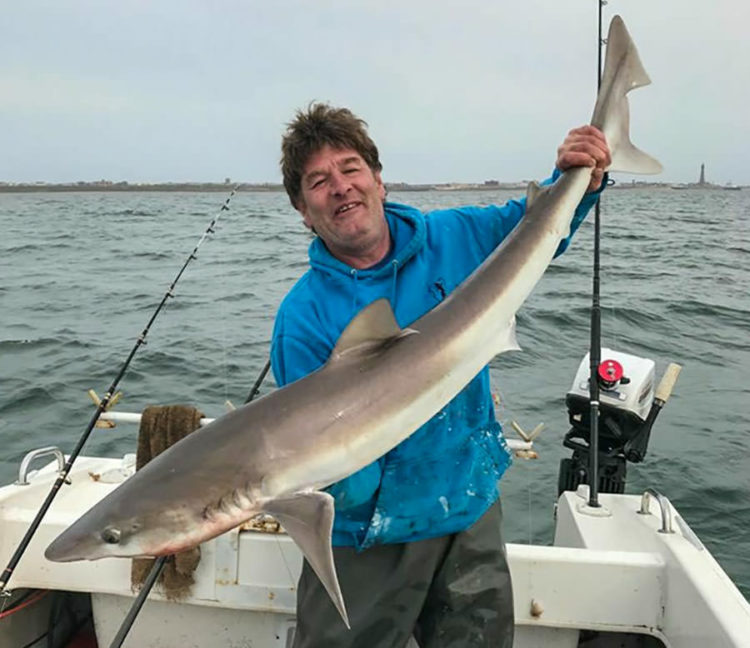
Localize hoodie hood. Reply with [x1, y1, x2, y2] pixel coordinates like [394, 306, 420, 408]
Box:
[307, 202, 426, 279]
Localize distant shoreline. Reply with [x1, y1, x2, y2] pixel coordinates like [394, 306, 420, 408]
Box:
[0, 180, 708, 193]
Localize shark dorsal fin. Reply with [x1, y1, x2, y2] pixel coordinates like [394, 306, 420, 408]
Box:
[261, 490, 350, 628]
[526, 181, 544, 209]
[330, 298, 414, 360]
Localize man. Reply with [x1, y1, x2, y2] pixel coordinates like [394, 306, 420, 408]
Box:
[271, 103, 610, 648]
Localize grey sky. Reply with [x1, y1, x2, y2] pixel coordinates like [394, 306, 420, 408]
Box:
[2, 0, 747, 185]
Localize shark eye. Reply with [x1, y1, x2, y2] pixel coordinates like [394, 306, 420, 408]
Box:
[101, 527, 122, 544]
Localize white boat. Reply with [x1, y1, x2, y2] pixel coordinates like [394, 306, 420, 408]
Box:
[2, 7, 747, 643]
[2, 348, 749, 648]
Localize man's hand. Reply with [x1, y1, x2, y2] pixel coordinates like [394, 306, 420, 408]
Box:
[556, 126, 612, 193]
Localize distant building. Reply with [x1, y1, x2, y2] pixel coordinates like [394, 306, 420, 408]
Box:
[699, 163, 706, 185]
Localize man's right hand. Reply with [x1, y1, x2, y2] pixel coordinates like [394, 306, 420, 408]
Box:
[556, 125, 611, 192]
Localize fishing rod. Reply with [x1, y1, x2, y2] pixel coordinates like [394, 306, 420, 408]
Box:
[0, 188, 237, 594]
[244, 359, 271, 404]
[587, 0, 607, 508]
[109, 358, 271, 648]
[109, 556, 167, 648]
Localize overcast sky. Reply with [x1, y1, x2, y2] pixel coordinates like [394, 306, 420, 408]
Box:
[2, 1, 747, 185]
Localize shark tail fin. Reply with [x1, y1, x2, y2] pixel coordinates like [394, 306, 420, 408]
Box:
[593, 15, 663, 175]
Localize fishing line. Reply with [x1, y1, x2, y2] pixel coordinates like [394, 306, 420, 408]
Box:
[241, 359, 297, 592]
[490, 375, 536, 545]
[527, 464, 533, 545]
[0, 188, 238, 594]
[111, 319, 271, 648]
[275, 531, 299, 592]
[220, 293, 230, 405]
[205, 214, 232, 407]
[595, 182, 620, 354]
[611, 303, 620, 351]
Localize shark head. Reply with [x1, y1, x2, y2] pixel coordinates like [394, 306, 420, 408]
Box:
[44, 496, 206, 562]
[45, 514, 150, 562]
[44, 458, 249, 563]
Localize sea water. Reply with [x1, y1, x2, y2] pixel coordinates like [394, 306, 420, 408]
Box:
[1, 187, 748, 599]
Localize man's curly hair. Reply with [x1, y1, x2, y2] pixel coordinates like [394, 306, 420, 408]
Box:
[281, 103, 382, 209]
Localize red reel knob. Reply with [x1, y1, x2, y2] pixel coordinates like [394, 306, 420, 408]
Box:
[598, 359, 624, 387]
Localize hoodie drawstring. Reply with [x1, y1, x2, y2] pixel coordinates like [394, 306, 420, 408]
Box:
[349, 260, 399, 314]
[350, 268, 359, 311]
[390, 260, 399, 309]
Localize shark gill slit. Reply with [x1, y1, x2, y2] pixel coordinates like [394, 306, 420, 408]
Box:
[202, 484, 255, 522]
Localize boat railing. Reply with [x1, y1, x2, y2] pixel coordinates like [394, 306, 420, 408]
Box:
[16, 447, 66, 486]
[96, 411, 535, 453]
[638, 488, 674, 534]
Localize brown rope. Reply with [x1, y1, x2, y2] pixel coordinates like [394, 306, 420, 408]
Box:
[131, 405, 204, 600]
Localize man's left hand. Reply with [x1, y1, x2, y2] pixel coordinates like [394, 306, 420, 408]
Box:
[556, 126, 612, 193]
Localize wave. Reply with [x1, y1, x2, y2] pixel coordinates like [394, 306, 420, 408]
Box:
[0, 336, 89, 352]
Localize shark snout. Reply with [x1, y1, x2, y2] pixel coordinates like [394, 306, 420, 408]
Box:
[45, 523, 127, 562]
[45, 529, 96, 562]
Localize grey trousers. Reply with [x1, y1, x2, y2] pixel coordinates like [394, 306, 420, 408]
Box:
[292, 500, 514, 648]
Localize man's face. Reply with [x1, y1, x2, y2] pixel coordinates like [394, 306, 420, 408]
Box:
[297, 145, 388, 266]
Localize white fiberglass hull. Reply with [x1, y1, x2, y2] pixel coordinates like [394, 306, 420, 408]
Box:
[1, 455, 748, 647]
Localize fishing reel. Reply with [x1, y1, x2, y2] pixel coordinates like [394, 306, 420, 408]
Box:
[557, 349, 681, 495]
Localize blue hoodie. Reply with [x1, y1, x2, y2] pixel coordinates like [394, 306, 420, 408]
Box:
[271, 170, 602, 549]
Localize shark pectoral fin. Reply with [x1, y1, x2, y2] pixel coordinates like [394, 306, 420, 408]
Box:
[330, 298, 412, 361]
[495, 316, 521, 355]
[262, 491, 350, 628]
